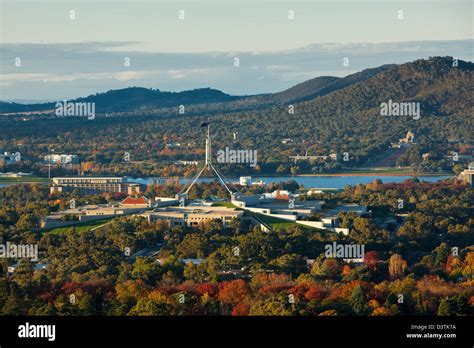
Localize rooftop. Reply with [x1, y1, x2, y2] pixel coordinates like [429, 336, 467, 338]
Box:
[121, 196, 149, 205]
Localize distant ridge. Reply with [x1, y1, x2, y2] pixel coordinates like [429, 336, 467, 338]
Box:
[0, 57, 471, 115]
[0, 64, 396, 114]
[0, 87, 240, 113]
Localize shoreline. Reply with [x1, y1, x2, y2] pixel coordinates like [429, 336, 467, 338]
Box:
[0, 172, 453, 184]
[295, 172, 452, 177]
[175, 172, 453, 179]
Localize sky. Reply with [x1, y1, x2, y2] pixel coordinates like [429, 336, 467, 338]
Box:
[0, 0, 473, 101]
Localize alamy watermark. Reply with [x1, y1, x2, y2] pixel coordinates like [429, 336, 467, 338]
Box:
[216, 147, 257, 167]
[380, 99, 420, 120]
[55, 100, 95, 120]
[18, 322, 55, 341]
[325, 242, 365, 260]
[0, 242, 38, 261]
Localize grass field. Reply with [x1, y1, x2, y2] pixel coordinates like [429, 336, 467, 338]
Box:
[45, 218, 113, 235]
[0, 176, 48, 183]
[243, 210, 316, 231]
[211, 201, 237, 208]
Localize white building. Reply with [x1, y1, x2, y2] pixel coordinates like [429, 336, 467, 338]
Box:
[175, 160, 199, 166]
[0, 152, 21, 164]
[44, 154, 79, 164]
[8, 263, 48, 274]
[239, 176, 252, 186]
[141, 206, 243, 227]
[458, 163, 474, 187]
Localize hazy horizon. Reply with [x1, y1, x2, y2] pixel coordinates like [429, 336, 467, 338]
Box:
[1, 0, 473, 100]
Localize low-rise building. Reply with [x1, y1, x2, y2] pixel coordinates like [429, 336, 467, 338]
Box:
[326, 204, 368, 217]
[458, 163, 474, 187]
[40, 196, 152, 228]
[121, 196, 151, 208]
[175, 160, 199, 166]
[0, 152, 21, 164]
[50, 176, 141, 195]
[399, 131, 415, 144]
[289, 153, 338, 164]
[44, 154, 79, 165]
[239, 176, 252, 186]
[141, 206, 243, 227]
[231, 191, 322, 218]
[8, 263, 48, 274]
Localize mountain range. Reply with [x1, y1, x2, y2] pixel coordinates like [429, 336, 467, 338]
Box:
[0, 56, 472, 174]
[0, 63, 399, 114]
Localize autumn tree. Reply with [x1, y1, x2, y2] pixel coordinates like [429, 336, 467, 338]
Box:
[218, 279, 249, 305]
[389, 254, 407, 279]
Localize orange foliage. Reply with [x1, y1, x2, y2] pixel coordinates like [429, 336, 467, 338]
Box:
[260, 283, 293, 295]
[371, 307, 395, 316]
[342, 265, 352, 275]
[445, 255, 462, 273]
[218, 280, 249, 305]
[196, 283, 219, 297]
[304, 285, 327, 301]
[231, 303, 250, 316]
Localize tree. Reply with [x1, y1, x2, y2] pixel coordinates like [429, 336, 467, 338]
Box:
[15, 213, 38, 229]
[310, 256, 341, 279]
[434, 243, 450, 268]
[437, 298, 453, 316]
[129, 291, 173, 315]
[231, 302, 250, 316]
[131, 257, 161, 285]
[176, 233, 209, 258]
[462, 253, 474, 280]
[364, 251, 379, 271]
[268, 254, 304, 274]
[350, 285, 369, 315]
[218, 279, 249, 305]
[249, 294, 294, 316]
[200, 292, 220, 315]
[389, 254, 407, 279]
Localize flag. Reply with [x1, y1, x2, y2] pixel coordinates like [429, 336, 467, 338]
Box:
[201, 122, 209, 127]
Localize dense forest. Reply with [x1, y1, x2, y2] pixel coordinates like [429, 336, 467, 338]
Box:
[0, 179, 472, 316]
[0, 57, 472, 177]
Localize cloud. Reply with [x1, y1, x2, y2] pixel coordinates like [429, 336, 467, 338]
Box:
[1, 40, 472, 100]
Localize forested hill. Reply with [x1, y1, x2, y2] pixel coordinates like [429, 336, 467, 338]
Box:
[304, 56, 473, 116]
[0, 57, 466, 114]
[268, 64, 395, 105]
[0, 57, 472, 175]
[0, 87, 240, 113]
[0, 62, 396, 114]
[217, 56, 473, 164]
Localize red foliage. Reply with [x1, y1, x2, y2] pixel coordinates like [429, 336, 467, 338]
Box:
[61, 280, 111, 296]
[342, 265, 352, 275]
[303, 285, 327, 301]
[288, 283, 311, 298]
[38, 291, 56, 304]
[288, 282, 327, 301]
[218, 279, 249, 305]
[445, 255, 460, 273]
[196, 283, 219, 297]
[231, 303, 250, 316]
[154, 285, 178, 295]
[260, 283, 293, 295]
[177, 283, 198, 294]
[364, 251, 379, 271]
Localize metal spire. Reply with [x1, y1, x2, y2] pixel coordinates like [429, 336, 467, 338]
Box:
[180, 121, 233, 196]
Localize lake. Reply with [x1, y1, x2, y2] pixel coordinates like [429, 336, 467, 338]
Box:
[132, 175, 452, 189]
[0, 175, 452, 190]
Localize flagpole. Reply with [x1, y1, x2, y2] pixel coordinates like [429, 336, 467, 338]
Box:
[179, 119, 235, 199]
